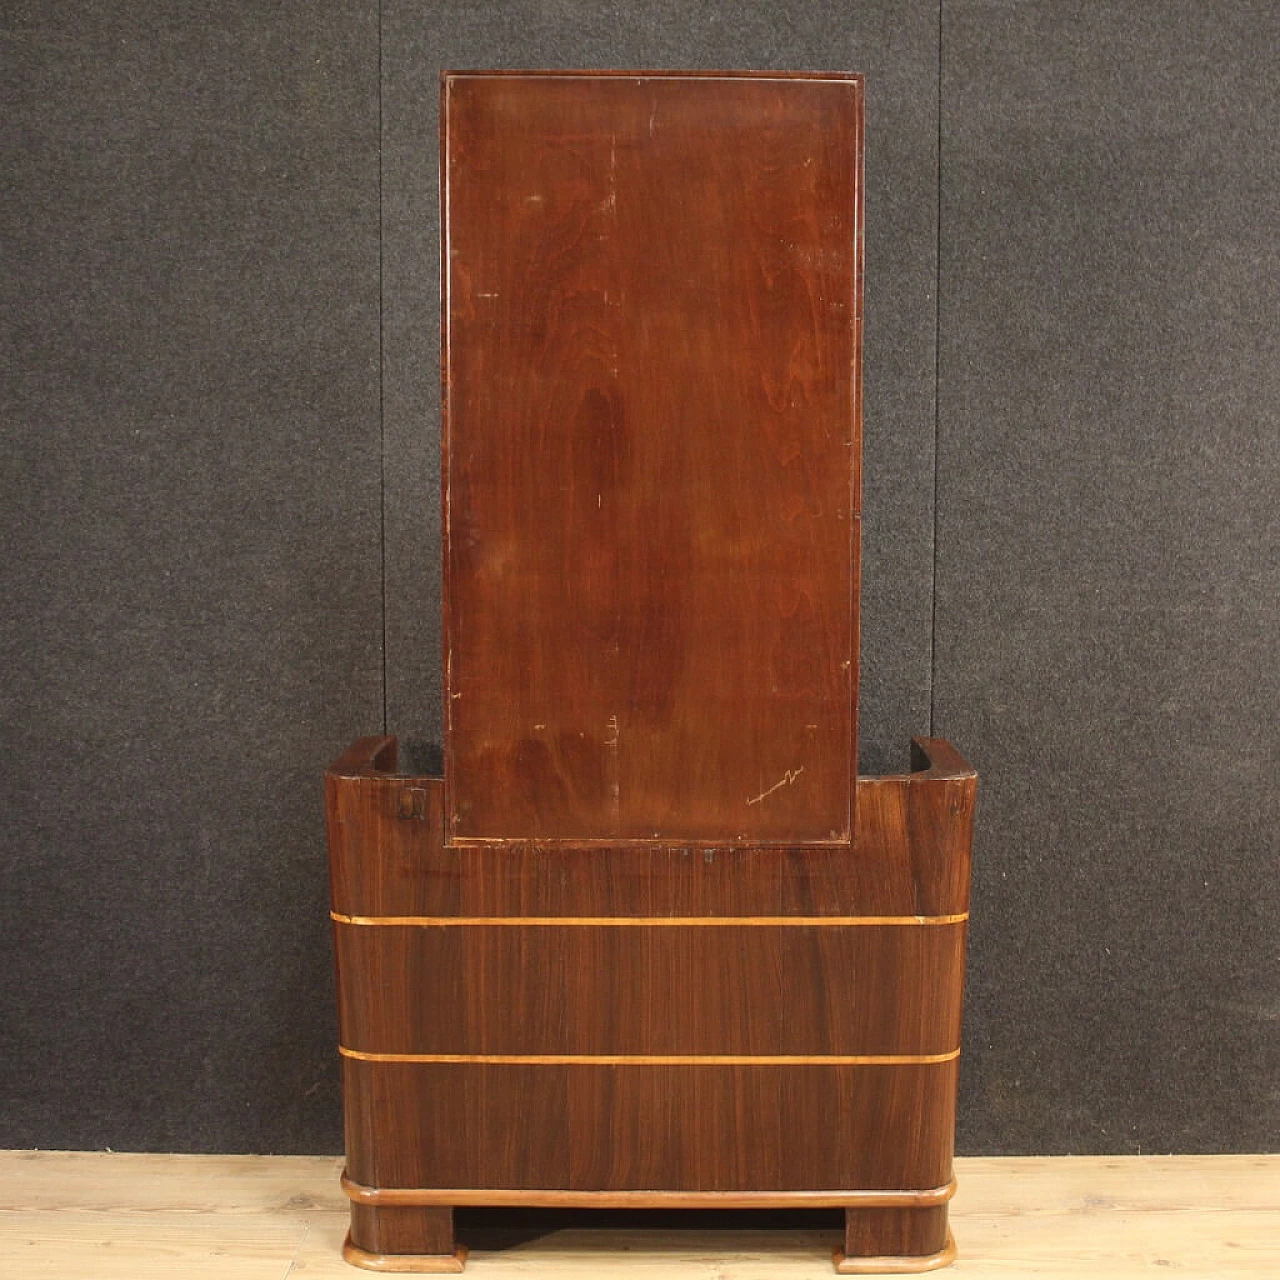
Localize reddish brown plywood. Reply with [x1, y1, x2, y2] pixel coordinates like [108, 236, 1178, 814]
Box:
[442, 72, 863, 843]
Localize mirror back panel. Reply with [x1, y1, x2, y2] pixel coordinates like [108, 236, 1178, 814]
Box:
[442, 71, 863, 843]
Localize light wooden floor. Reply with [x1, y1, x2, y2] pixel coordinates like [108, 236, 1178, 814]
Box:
[0, 1151, 1275, 1278]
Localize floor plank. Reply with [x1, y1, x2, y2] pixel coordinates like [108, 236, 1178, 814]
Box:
[0, 1152, 1275, 1279]
[0, 1151, 346, 1214]
[0, 1210, 304, 1280]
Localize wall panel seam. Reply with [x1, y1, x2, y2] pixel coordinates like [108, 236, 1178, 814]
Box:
[929, 0, 944, 736]
[378, 0, 389, 734]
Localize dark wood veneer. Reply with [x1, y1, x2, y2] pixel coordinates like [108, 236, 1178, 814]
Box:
[442, 71, 861, 845]
[327, 737, 972, 920]
[342, 1060, 958, 1193]
[328, 733, 974, 1267]
[334, 920, 965, 1057]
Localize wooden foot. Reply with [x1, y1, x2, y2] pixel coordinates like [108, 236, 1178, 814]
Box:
[833, 1205, 955, 1273]
[344, 1205, 466, 1272]
[833, 1233, 955, 1274]
[343, 1235, 467, 1272]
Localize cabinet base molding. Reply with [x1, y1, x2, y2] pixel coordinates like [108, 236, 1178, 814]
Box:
[341, 1172, 956, 1211]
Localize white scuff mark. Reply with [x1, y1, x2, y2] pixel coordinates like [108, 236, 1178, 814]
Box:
[746, 766, 805, 807]
[649, 103, 658, 137]
[477, 291, 498, 299]
[533, 723, 546, 730]
[605, 714, 621, 821]
[602, 135, 618, 213]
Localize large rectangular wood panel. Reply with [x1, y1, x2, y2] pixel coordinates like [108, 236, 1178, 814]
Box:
[442, 71, 863, 844]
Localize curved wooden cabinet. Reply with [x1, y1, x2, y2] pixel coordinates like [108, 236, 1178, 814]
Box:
[326, 70, 975, 1274]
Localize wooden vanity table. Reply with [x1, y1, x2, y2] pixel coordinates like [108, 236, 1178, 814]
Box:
[327, 69, 975, 1274]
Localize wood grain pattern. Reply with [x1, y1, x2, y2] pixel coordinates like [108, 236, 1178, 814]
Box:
[340, 1177, 956, 1209]
[332, 920, 965, 1057]
[348, 1205, 456, 1255]
[835, 1231, 955, 1275]
[326, 737, 975, 922]
[442, 71, 863, 844]
[325, 731, 974, 1267]
[341, 1059, 957, 1194]
[840, 1206, 951, 1263]
[343, 1241, 467, 1274]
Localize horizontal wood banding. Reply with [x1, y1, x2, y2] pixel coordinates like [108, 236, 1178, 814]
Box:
[339, 1048, 960, 1065]
[334, 921, 965, 1057]
[332, 912, 967, 926]
[342, 1059, 958, 1191]
[341, 1172, 958, 1209]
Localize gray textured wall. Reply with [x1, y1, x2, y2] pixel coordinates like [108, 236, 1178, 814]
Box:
[939, 1, 1279, 1153]
[2, 1, 1275, 1156]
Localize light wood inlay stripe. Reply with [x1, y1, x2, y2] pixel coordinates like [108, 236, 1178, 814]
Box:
[339, 1047, 961, 1066]
[340, 1171, 958, 1209]
[331, 912, 968, 927]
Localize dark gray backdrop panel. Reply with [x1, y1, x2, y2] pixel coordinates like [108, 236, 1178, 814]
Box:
[381, 1, 942, 778]
[6, 0, 1274, 1161]
[938, 1, 1279, 1153]
[1, 3, 380, 1151]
